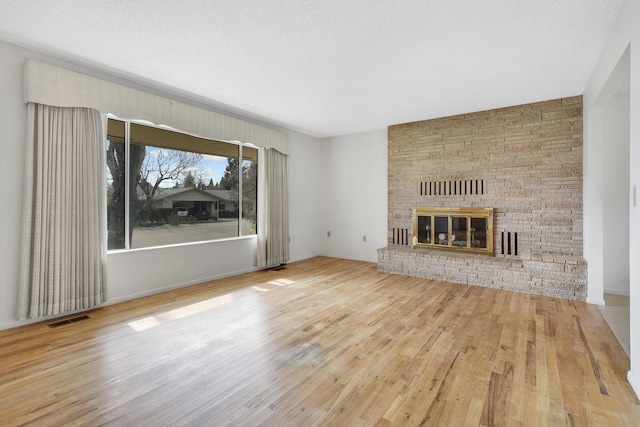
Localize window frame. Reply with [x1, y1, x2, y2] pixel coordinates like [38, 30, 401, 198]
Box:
[106, 116, 259, 252]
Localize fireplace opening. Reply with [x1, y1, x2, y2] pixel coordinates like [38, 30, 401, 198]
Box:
[412, 207, 493, 254]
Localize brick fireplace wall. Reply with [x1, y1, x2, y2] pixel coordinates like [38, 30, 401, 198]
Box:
[378, 96, 587, 300]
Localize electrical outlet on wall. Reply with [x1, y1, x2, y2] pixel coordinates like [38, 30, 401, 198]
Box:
[363, 235, 367, 242]
[327, 231, 331, 237]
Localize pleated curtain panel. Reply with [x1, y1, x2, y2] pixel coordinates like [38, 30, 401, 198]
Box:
[257, 148, 290, 269]
[18, 103, 107, 319]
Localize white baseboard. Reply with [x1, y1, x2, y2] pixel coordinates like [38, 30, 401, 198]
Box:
[0, 307, 93, 331]
[604, 288, 630, 297]
[319, 252, 378, 264]
[628, 370, 640, 400]
[586, 296, 606, 305]
[105, 266, 260, 305]
[0, 266, 261, 332]
[288, 253, 322, 264]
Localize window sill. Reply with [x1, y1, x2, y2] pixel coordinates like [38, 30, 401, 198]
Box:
[107, 234, 257, 254]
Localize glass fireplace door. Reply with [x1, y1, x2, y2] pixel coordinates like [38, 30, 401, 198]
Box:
[411, 207, 493, 254]
[470, 217, 487, 249]
[434, 216, 448, 246]
[417, 215, 432, 244]
[451, 216, 468, 248]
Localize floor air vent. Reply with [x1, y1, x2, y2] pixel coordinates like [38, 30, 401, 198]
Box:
[48, 315, 91, 328]
[271, 265, 287, 271]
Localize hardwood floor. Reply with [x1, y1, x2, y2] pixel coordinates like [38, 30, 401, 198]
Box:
[1, 257, 638, 426]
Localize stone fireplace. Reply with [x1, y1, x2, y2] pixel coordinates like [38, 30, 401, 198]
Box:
[378, 96, 587, 300]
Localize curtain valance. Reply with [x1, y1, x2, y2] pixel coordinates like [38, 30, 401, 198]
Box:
[23, 60, 291, 154]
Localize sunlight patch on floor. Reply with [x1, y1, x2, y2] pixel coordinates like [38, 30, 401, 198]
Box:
[128, 293, 235, 332]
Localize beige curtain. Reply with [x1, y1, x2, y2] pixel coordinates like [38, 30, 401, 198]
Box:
[18, 103, 106, 320]
[257, 148, 289, 268]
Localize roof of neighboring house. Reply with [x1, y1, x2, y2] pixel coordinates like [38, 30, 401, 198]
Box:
[134, 187, 238, 203]
[205, 190, 237, 202]
[153, 187, 222, 202]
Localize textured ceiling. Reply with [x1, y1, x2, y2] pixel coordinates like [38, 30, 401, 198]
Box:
[0, 1, 624, 138]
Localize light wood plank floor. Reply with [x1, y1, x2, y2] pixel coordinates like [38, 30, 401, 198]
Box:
[1, 257, 638, 426]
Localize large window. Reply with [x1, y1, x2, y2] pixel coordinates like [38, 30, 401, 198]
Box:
[106, 118, 258, 250]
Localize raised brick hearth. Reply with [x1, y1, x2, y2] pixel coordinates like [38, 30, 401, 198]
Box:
[378, 96, 587, 300]
[378, 248, 586, 300]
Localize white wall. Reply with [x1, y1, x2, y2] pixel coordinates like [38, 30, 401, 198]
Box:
[603, 92, 630, 295]
[0, 41, 28, 329]
[0, 39, 324, 329]
[106, 237, 258, 303]
[319, 130, 388, 263]
[583, 0, 639, 399]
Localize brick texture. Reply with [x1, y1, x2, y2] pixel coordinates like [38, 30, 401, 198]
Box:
[380, 96, 586, 300]
[378, 248, 587, 300]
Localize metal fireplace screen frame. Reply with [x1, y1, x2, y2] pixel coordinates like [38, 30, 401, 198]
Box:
[412, 207, 494, 254]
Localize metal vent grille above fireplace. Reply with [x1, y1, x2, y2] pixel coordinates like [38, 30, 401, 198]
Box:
[419, 179, 485, 196]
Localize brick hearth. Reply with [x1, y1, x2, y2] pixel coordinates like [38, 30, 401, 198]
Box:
[378, 247, 586, 300]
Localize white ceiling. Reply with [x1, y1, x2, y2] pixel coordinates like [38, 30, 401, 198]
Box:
[0, 1, 624, 138]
